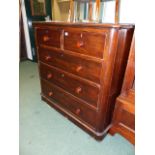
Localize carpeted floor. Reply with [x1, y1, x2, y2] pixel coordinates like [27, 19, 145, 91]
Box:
[19, 60, 135, 155]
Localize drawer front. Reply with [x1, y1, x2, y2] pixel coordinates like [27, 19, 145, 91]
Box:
[36, 28, 61, 48]
[40, 63, 99, 107]
[120, 109, 135, 130]
[38, 48, 102, 84]
[41, 79, 97, 127]
[114, 100, 135, 130]
[64, 28, 107, 58]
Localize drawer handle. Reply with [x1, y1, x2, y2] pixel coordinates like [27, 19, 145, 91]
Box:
[43, 35, 50, 42]
[47, 73, 53, 79]
[61, 74, 65, 77]
[76, 66, 82, 72]
[75, 108, 81, 115]
[45, 30, 49, 33]
[48, 91, 53, 97]
[45, 55, 51, 61]
[60, 53, 64, 57]
[75, 87, 82, 94]
[77, 41, 84, 48]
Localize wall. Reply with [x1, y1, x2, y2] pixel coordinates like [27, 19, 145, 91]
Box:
[52, 0, 70, 21]
[103, 0, 135, 23]
[119, 0, 135, 23]
[102, 1, 115, 23]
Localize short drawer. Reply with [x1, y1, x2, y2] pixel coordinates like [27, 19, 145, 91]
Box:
[40, 63, 99, 107]
[113, 99, 135, 130]
[41, 79, 97, 127]
[64, 28, 108, 58]
[120, 109, 135, 130]
[36, 28, 61, 48]
[38, 47, 102, 84]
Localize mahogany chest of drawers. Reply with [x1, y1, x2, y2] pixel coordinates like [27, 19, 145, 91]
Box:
[33, 22, 134, 140]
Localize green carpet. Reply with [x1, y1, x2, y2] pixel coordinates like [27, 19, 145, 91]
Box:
[19, 60, 135, 155]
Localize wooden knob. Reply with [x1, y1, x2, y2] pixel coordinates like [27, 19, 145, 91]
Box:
[75, 87, 82, 94]
[45, 55, 51, 61]
[61, 74, 65, 77]
[47, 73, 52, 79]
[45, 30, 49, 33]
[60, 53, 64, 57]
[43, 35, 50, 42]
[76, 66, 82, 72]
[48, 91, 53, 97]
[77, 41, 83, 48]
[75, 108, 81, 115]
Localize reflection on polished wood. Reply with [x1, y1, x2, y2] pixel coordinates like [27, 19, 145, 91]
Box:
[109, 33, 135, 145]
[33, 22, 134, 140]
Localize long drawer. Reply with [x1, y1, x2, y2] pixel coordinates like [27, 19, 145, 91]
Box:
[40, 63, 99, 107]
[41, 79, 97, 127]
[38, 47, 102, 84]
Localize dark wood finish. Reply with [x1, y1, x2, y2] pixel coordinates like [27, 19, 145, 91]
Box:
[39, 62, 100, 107]
[33, 22, 134, 140]
[33, 21, 134, 28]
[36, 28, 61, 48]
[63, 28, 107, 58]
[109, 34, 135, 144]
[41, 79, 97, 127]
[38, 47, 102, 83]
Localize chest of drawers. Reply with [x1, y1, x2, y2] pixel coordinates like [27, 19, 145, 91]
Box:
[33, 22, 134, 140]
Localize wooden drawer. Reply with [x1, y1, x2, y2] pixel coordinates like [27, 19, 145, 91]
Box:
[113, 98, 135, 131]
[41, 79, 97, 127]
[64, 28, 107, 58]
[40, 63, 99, 107]
[38, 47, 102, 84]
[36, 28, 61, 48]
[120, 108, 135, 130]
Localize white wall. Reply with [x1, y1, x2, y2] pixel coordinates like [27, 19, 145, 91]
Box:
[102, 0, 135, 24]
[119, 0, 135, 23]
[102, 1, 115, 23]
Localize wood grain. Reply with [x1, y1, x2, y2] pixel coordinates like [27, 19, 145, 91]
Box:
[33, 22, 134, 140]
[109, 33, 135, 144]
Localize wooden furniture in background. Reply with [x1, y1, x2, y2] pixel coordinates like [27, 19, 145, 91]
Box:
[52, 0, 120, 23]
[115, 0, 119, 23]
[109, 34, 135, 144]
[33, 22, 134, 140]
[69, 0, 120, 23]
